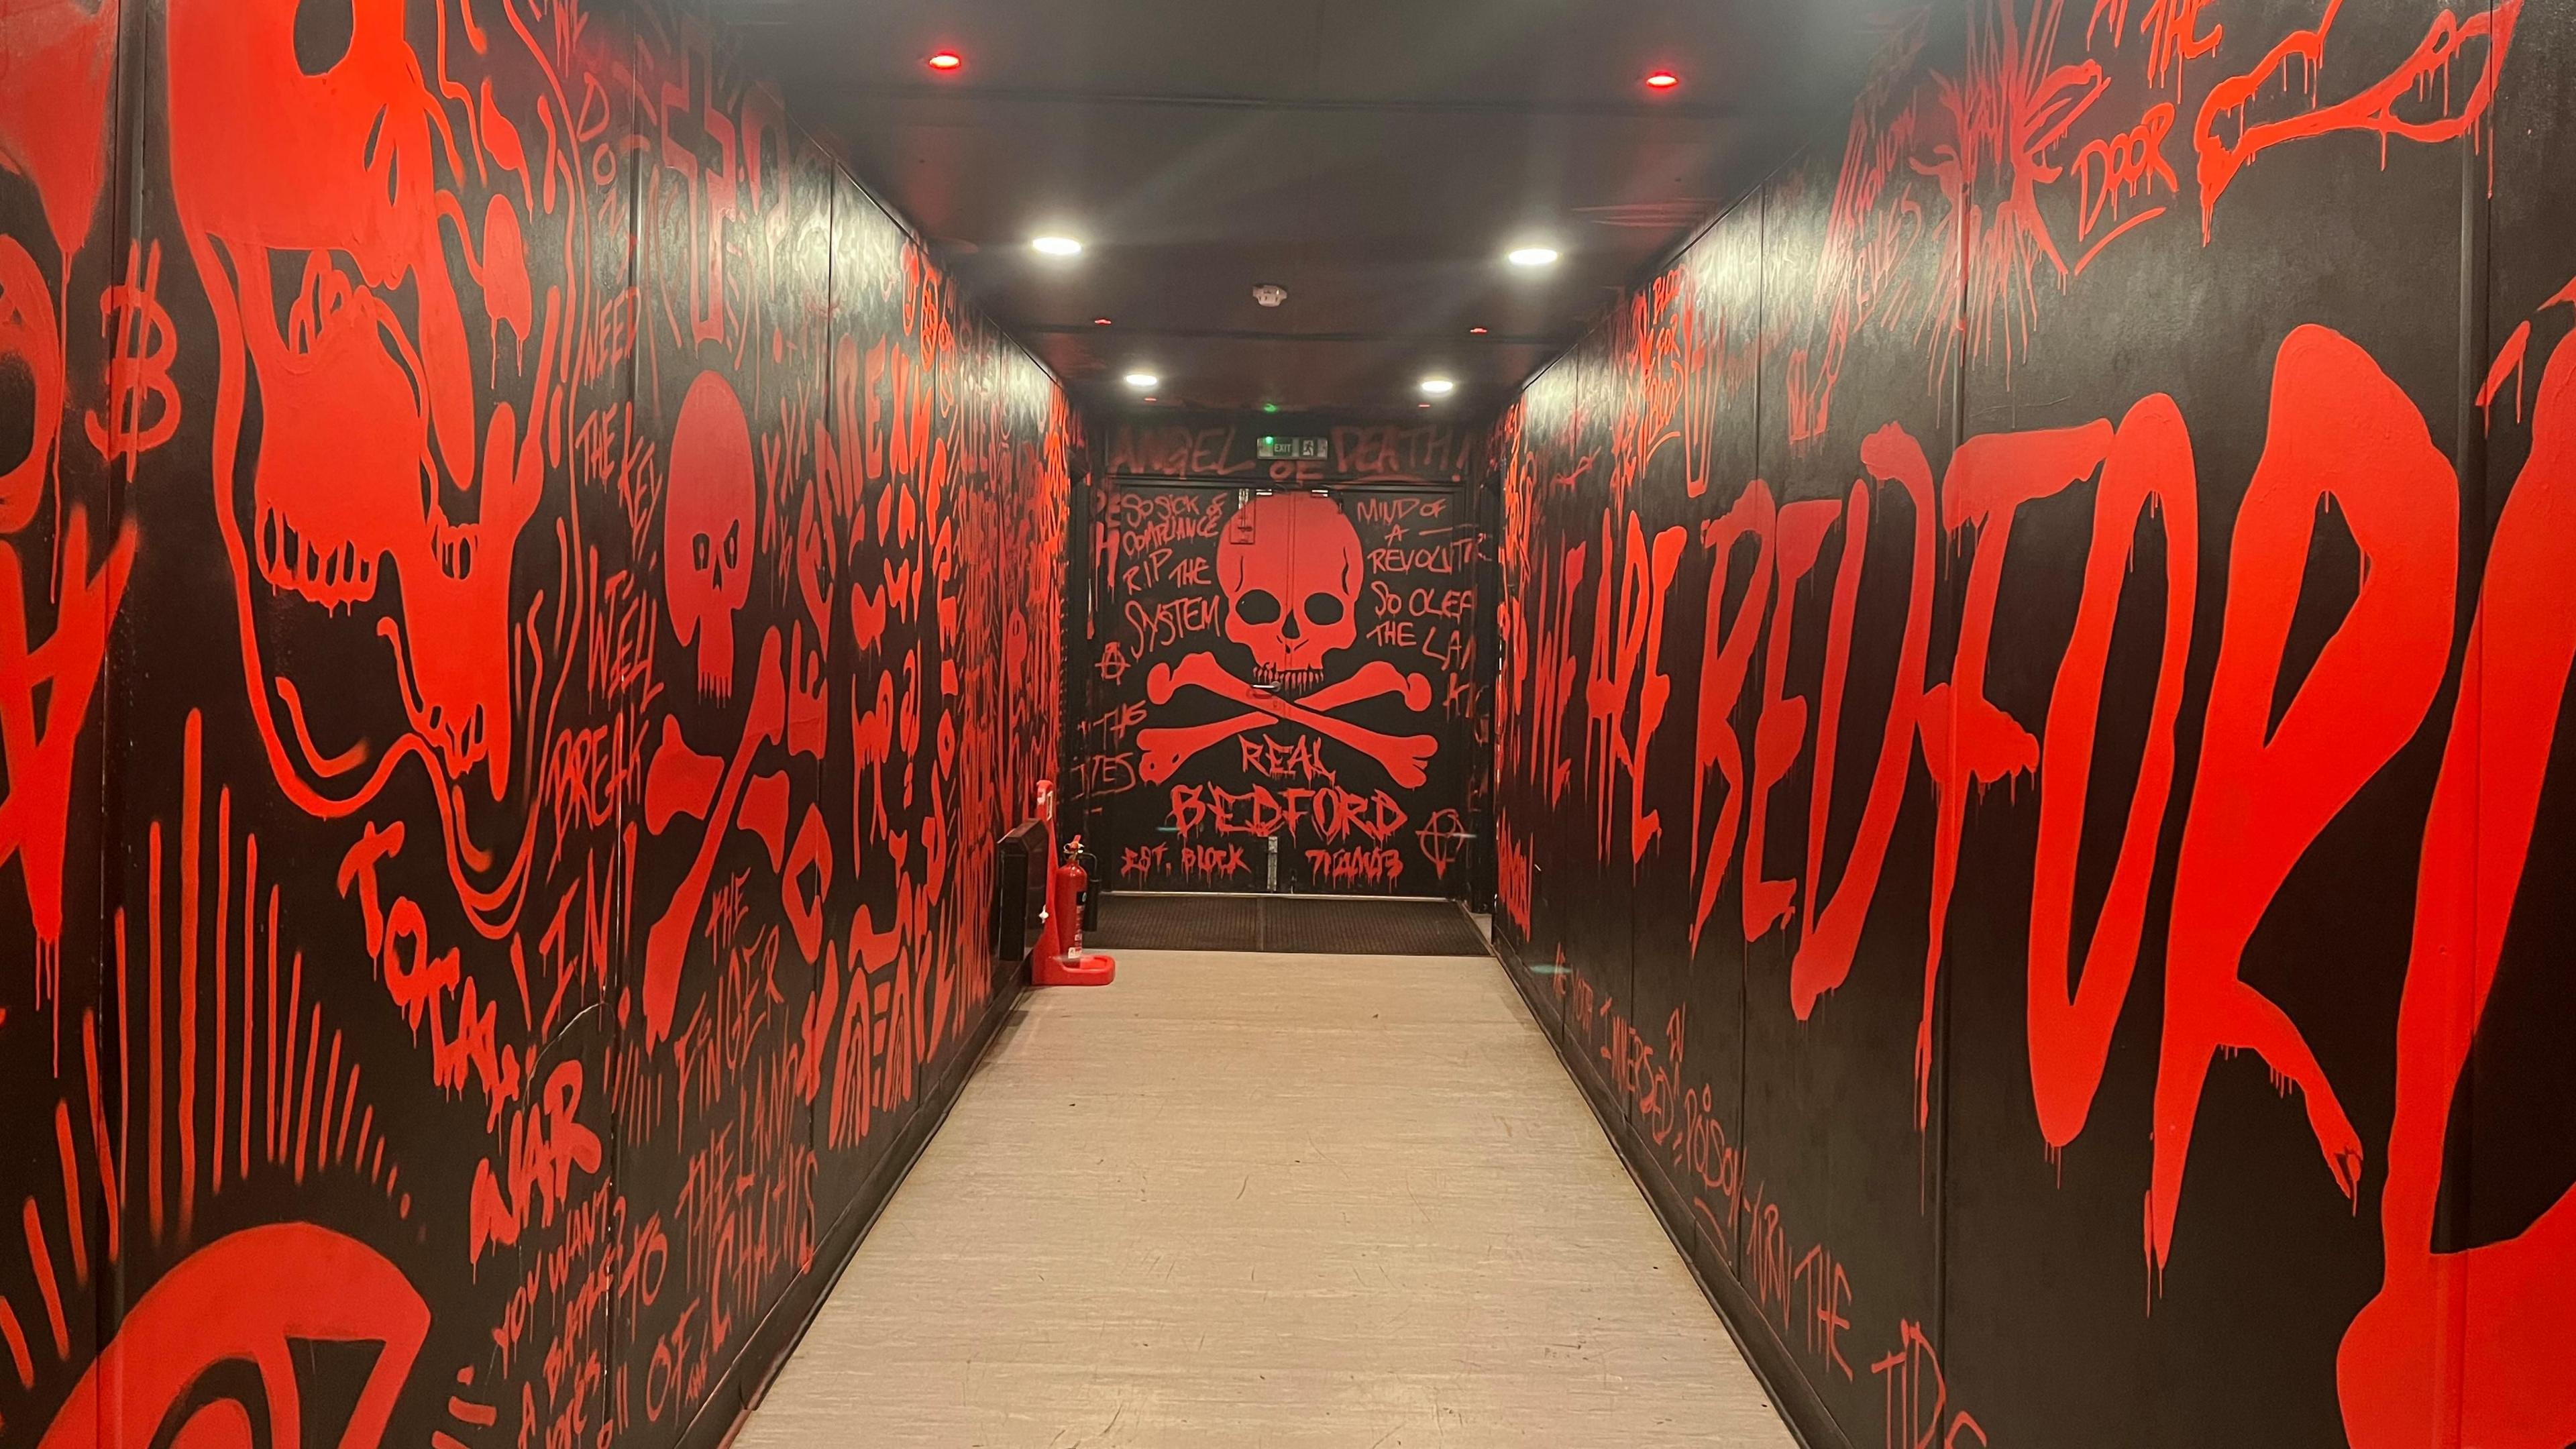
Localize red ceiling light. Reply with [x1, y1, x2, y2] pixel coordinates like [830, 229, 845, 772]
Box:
[926, 50, 964, 72]
[1644, 68, 1681, 90]
[1469, 326, 1489, 335]
[1093, 316, 1113, 327]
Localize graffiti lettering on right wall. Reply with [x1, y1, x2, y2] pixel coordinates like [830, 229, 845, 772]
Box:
[1492, 1, 2573, 1444]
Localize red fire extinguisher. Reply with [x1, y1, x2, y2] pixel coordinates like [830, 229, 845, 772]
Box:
[1035, 835, 1114, 987]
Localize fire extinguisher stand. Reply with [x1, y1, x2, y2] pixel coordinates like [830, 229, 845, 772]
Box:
[1033, 788, 1114, 987]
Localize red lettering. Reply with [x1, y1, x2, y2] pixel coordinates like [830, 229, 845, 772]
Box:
[1743, 500, 1839, 941]
[2151, 326, 2456, 1274]
[1690, 481, 1775, 948]
[1585, 511, 1688, 860]
[2027, 395, 2198, 1150]
[2339, 310, 2576, 1449]
[1907, 423, 2103, 1111]
[1791, 425, 1937, 1020]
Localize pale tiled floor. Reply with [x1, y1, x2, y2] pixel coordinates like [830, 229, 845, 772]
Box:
[733, 948, 1798, 1448]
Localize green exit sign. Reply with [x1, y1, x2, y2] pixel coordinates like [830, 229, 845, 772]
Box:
[1256, 435, 1330, 461]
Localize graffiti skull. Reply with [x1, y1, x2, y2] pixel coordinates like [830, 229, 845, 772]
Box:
[1217, 491, 1360, 694]
[166, 0, 551, 802]
[665, 370, 756, 700]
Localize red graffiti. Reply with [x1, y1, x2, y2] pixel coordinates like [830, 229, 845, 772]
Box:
[1496, 824, 1533, 938]
[1793, 429, 1935, 1022]
[2149, 325, 2457, 1275]
[470, 1062, 604, 1266]
[1742, 500, 1838, 941]
[2338, 306, 2576, 1449]
[1689, 481, 1774, 948]
[1583, 513, 1686, 861]
[38, 1224, 428, 1449]
[2026, 396, 2198, 1152]
[0, 237, 62, 529]
[0, 0, 119, 271]
[1305, 847, 1407, 890]
[0, 509, 132, 1004]
[1169, 782, 1409, 848]
[1872, 1320, 1988, 1449]
[337, 822, 521, 1125]
[2196, 2, 2522, 241]
[1145, 652, 1437, 789]
[1946, 0, 2110, 378]
[1415, 808, 1468, 881]
[83, 240, 182, 472]
[2070, 104, 2178, 269]
[1909, 425, 2092, 1112]
[1178, 843, 1248, 883]
[644, 631, 789, 1051]
[1, 2, 1079, 1443]
[2088, 0, 2220, 92]
[1237, 731, 1339, 784]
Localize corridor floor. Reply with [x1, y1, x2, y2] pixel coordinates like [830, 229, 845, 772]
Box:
[733, 947, 1798, 1448]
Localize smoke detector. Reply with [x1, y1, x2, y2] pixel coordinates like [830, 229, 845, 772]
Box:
[1252, 283, 1289, 308]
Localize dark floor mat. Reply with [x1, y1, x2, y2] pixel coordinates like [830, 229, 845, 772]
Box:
[1085, 892, 1259, 951]
[1089, 893, 1491, 957]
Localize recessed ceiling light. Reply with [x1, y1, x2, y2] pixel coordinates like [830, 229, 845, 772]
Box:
[1124, 372, 1160, 389]
[1469, 326, 1489, 335]
[926, 51, 964, 72]
[1644, 69, 1680, 90]
[1093, 317, 1113, 327]
[1032, 235, 1084, 257]
[1419, 377, 1456, 396]
[1507, 246, 1560, 268]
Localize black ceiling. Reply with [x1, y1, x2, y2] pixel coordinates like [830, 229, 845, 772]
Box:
[729, 0, 1915, 417]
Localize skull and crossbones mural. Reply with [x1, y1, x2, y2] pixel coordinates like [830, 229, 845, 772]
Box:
[1080, 453, 1485, 896]
[1138, 490, 1439, 788]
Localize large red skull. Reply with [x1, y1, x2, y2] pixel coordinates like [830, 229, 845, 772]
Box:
[1217, 492, 1361, 694]
[166, 0, 549, 802]
[665, 370, 756, 700]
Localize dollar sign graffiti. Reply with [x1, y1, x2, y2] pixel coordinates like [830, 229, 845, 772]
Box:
[85, 240, 180, 473]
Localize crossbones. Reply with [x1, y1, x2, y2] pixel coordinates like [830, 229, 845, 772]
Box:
[1138, 652, 1437, 788]
[641, 627, 789, 1050]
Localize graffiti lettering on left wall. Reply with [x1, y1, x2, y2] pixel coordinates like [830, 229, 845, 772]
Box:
[0, 1, 1073, 1443]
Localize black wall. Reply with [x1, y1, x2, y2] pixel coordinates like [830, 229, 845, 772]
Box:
[0, 3, 1071, 1445]
[1491, 3, 2576, 1445]
[1069, 412, 1493, 896]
